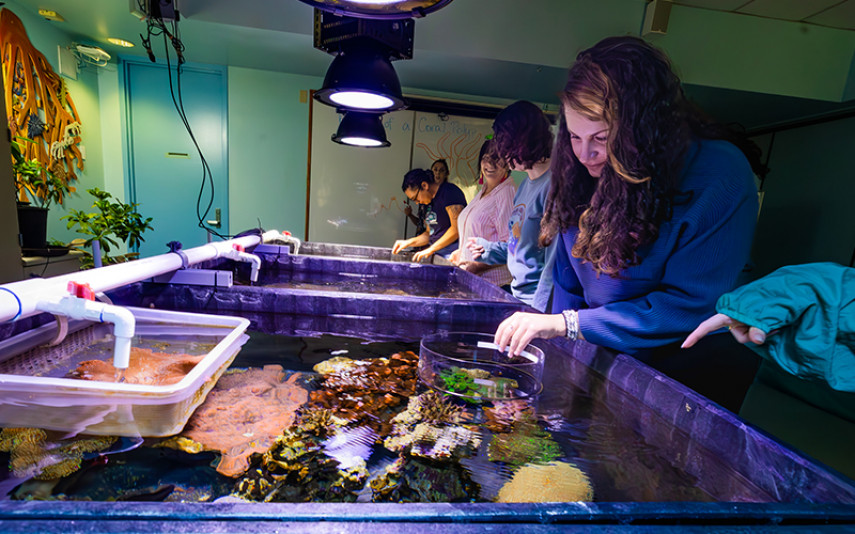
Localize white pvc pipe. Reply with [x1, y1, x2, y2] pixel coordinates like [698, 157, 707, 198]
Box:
[0, 235, 261, 323]
[36, 296, 136, 369]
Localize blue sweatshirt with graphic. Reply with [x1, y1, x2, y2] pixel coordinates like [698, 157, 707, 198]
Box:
[477, 169, 555, 311]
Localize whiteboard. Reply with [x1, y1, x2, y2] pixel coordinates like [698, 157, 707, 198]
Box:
[308, 104, 415, 247]
[411, 112, 495, 202]
[308, 103, 498, 247]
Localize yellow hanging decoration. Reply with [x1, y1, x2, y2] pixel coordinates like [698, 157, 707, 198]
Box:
[1, 8, 83, 204]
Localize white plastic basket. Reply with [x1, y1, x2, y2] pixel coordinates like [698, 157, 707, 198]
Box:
[0, 307, 250, 437]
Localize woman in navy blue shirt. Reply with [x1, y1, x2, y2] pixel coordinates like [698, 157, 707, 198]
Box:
[495, 37, 766, 408]
[392, 168, 466, 261]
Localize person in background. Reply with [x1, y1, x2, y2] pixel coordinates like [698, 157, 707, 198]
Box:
[683, 262, 855, 392]
[401, 159, 449, 241]
[493, 37, 764, 411]
[466, 101, 556, 311]
[450, 140, 516, 289]
[431, 158, 450, 185]
[392, 168, 466, 262]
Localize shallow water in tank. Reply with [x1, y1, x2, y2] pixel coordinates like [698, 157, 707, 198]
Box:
[257, 272, 477, 299]
[0, 329, 772, 503]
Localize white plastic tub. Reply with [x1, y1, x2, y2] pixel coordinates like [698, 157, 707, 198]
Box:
[0, 307, 250, 437]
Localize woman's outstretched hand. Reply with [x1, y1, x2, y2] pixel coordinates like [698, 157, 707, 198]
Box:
[494, 311, 565, 357]
[682, 313, 768, 349]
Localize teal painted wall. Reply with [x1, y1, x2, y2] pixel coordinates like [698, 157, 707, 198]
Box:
[750, 117, 855, 278]
[1, 5, 106, 246]
[227, 67, 321, 237]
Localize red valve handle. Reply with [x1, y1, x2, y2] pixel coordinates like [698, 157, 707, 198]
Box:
[67, 281, 95, 301]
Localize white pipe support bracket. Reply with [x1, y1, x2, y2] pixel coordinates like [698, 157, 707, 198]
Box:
[220, 247, 262, 283]
[36, 296, 136, 370]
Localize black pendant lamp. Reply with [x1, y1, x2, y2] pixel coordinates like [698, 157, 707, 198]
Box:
[331, 111, 391, 148]
[314, 38, 406, 112]
[298, 0, 454, 20]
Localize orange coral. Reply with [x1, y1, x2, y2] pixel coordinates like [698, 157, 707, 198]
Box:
[68, 347, 205, 385]
[175, 365, 308, 478]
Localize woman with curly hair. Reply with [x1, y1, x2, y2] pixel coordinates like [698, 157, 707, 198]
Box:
[495, 37, 762, 408]
[467, 100, 556, 311]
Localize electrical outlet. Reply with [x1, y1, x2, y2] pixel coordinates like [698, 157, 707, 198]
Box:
[300, 90, 308, 103]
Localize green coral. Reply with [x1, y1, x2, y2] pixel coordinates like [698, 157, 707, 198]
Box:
[488, 421, 562, 467]
[437, 367, 519, 401]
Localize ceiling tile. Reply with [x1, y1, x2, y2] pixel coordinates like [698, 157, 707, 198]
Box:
[737, 0, 843, 21]
[805, 0, 855, 30]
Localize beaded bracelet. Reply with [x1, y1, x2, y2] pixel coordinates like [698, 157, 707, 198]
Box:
[561, 309, 579, 341]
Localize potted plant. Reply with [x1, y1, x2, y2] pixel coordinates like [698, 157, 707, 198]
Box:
[63, 187, 154, 269]
[11, 137, 73, 251]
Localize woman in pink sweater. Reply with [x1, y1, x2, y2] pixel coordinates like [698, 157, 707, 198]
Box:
[450, 140, 517, 289]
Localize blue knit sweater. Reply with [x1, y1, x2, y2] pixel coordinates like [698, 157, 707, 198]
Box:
[552, 139, 759, 354]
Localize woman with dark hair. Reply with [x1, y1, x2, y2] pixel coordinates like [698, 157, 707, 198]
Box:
[494, 37, 761, 408]
[431, 159, 450, 184]
[467, 100, 556, 311]
[392, 168, 466, 261]
[450, 140, 516, 288]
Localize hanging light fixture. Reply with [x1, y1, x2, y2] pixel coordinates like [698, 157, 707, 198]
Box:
[331, 111, 391, 148]
[298, 0, 454, 20]
[314, 38, 405, 111]
[312, 10, 413, 112]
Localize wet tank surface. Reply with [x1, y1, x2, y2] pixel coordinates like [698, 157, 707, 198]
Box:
[223, 247, 519, 304]
[0, 328, 774, 504]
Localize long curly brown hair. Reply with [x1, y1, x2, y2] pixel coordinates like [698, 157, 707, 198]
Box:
[491, 100, 553, 170]
[540, 36, 761, 277]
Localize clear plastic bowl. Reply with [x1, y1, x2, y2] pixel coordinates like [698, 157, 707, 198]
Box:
[418, 331, 544, 402]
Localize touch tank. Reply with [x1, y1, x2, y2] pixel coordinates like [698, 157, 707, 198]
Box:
[0, 247, 854, 532]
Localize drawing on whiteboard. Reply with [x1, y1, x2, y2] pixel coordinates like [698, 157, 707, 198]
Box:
[367, 195, 405, 218]
[415, 132, 483, 187]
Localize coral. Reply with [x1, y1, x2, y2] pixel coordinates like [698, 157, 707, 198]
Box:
[234, 426, 367, 503]
[370, 456, 479, 503]
[386, 423, 481, 461]
[168, 365, 308, 478]
[437, 366, 519, 400]
[313, 356, 358, 375]
[496, 461, 593, 503]
[309, 351, 419, 434]
[488, 420, 562, 467]
[68, 347, 205, 385]
[483, 399, 536, 433]
[0, 427, 116, 481]
[384, 392, 480, 461]
[391, 391, 466, 426]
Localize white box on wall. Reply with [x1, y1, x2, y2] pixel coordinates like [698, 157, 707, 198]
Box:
[58, 45, 77, 80]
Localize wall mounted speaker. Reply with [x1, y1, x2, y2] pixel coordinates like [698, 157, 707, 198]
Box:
[642, 0, 672, 37]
